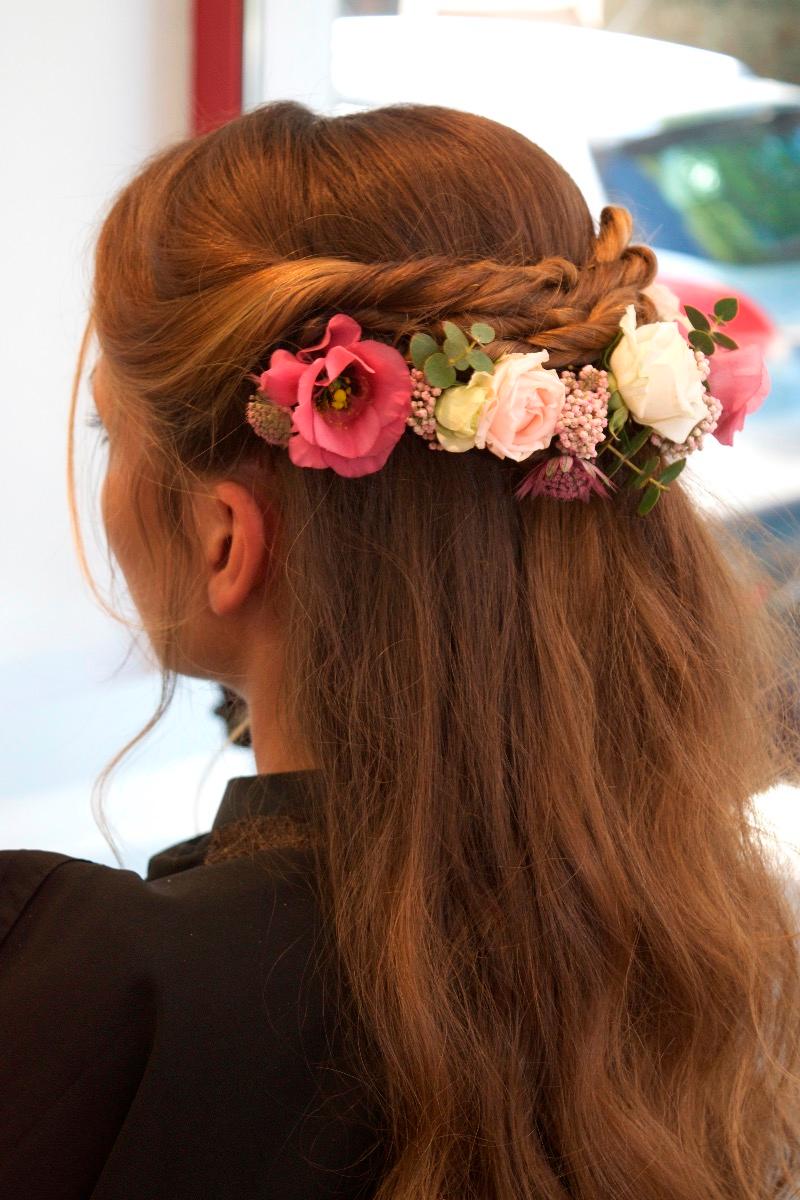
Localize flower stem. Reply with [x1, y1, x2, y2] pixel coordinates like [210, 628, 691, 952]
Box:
[604, 441, 668, 490]
[604, 442, 645, 474]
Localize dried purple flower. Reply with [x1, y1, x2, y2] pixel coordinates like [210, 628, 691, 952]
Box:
[515, 454, 616, 502]
[246, 394, 293, 446]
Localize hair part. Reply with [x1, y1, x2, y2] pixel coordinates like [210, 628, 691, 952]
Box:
[71, 100, 800, 1198]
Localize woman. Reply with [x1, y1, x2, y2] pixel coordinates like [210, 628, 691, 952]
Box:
[1, 99, 799, 1199]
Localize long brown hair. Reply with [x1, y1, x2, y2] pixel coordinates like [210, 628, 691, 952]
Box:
[70, 100, 800, 1198]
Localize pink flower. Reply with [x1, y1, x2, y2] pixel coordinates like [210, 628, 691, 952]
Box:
[256, 314, 413, 477]
[474, 351, 566, 462]
[708, 343, 770, 446]
[514, 454, 615, 502]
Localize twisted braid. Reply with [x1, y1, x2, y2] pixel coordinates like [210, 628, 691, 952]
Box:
[255, 205, 660, 372]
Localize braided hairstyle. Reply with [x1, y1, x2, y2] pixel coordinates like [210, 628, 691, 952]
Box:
[90, 102, 660, 477]
[285, 206, 659, 362]
[77, 102, 800, 1200]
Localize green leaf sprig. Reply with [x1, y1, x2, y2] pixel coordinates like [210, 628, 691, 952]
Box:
[600, 416, 687, 516]
[600, 328, 623, 370]
[410, 321, 496, 390]
[683, 296, 739, 356]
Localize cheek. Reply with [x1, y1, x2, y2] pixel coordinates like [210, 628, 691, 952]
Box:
[100, 457, 150, 607]
[99, 460, 181, 652]
[100, 461, 127, 565]
[100, 465, 113, 543]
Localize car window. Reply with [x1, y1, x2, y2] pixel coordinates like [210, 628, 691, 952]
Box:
[593, 107, 800, 264]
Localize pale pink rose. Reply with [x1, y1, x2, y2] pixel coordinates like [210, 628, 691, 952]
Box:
[474, 351, 566, 462]
[641, 282, 693, 333]
[708, 343, 770, 446]
[257, 314, 413, 477]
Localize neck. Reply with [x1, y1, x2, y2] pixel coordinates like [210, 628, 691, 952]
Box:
[239, 655, 316, 776]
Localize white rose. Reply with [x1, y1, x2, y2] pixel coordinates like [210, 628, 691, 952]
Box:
[609, 304, 709, 444]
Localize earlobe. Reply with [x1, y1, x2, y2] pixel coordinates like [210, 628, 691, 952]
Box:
[204, 481, 272, 618]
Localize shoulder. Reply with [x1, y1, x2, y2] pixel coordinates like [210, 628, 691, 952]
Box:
[0, 849, 385, 1194]
[0, 846, 328, 1133]
[0, 848, 83, 943]
[0, 844, 328, 1074]
[0, 843, 322, 968]
[0, 844, 327, 1041]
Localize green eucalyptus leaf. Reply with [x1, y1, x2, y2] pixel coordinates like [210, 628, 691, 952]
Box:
[684, 305, 710, 332]
[711, 330, 739, 350]
[625, 425, 654, 456]
[601, 329, 623, 368]
[467, 349, 494, 372]
[608, 389, 624, 412]
[410, 333, 439, 369]
[470, 322, 495, 344]
[713, 297, 738, 323]
[657, 457, 687, 486]
[444, 336, 468, 361]
[633, 456, 660, 488]
[604, 453, 627, 478]
[454, 355, 470, 372]
[442, 322, 468, 352]
[637, 484, 661, 516]
[688, 329, 715, 355]
[609, 405, 629, 435]
[424, 353, 457, 389]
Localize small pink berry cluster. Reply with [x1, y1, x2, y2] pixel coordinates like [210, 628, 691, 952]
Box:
[651, 393, 723, 463]
[406, 367, 444, 450]
[693, 348, 713, 384]
[555, 365, 610, 459]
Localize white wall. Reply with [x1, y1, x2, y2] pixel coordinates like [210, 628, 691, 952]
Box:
[246, 0, 338, 111]
[0, 0, 190, 672]
[0, 0, 255, 871]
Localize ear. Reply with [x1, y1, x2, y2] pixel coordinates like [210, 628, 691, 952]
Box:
[194, 481, 274, 618]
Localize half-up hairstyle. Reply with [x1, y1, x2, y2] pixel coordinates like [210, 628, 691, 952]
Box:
[71, 101, 800, 1199]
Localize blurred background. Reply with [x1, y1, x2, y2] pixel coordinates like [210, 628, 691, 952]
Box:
[1, 0, 798, 876]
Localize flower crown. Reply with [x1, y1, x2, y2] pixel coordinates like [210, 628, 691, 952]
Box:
[244, 282, 770, 516]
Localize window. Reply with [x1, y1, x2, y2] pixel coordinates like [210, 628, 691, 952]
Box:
[593, 107, 800, 265]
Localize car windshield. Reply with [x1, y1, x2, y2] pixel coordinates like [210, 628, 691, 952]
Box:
[592, 107, 800, 265]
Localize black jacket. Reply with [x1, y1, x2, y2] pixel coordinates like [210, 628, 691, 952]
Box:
[0, 771, 388, 1199]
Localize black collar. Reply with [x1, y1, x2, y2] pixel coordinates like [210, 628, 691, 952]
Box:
[146, 770, 322, 881]
[212, 770, 321, 829]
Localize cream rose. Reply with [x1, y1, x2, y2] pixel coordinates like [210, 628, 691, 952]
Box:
[433, 376, 492, 452]
[609, 304, 709, 444]
[473, 351, 566, 462]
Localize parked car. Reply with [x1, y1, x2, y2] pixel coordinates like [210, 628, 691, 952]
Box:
[329, 15, 800, 513]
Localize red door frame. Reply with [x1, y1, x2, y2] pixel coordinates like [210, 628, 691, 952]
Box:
[192, 0, 244, 134]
